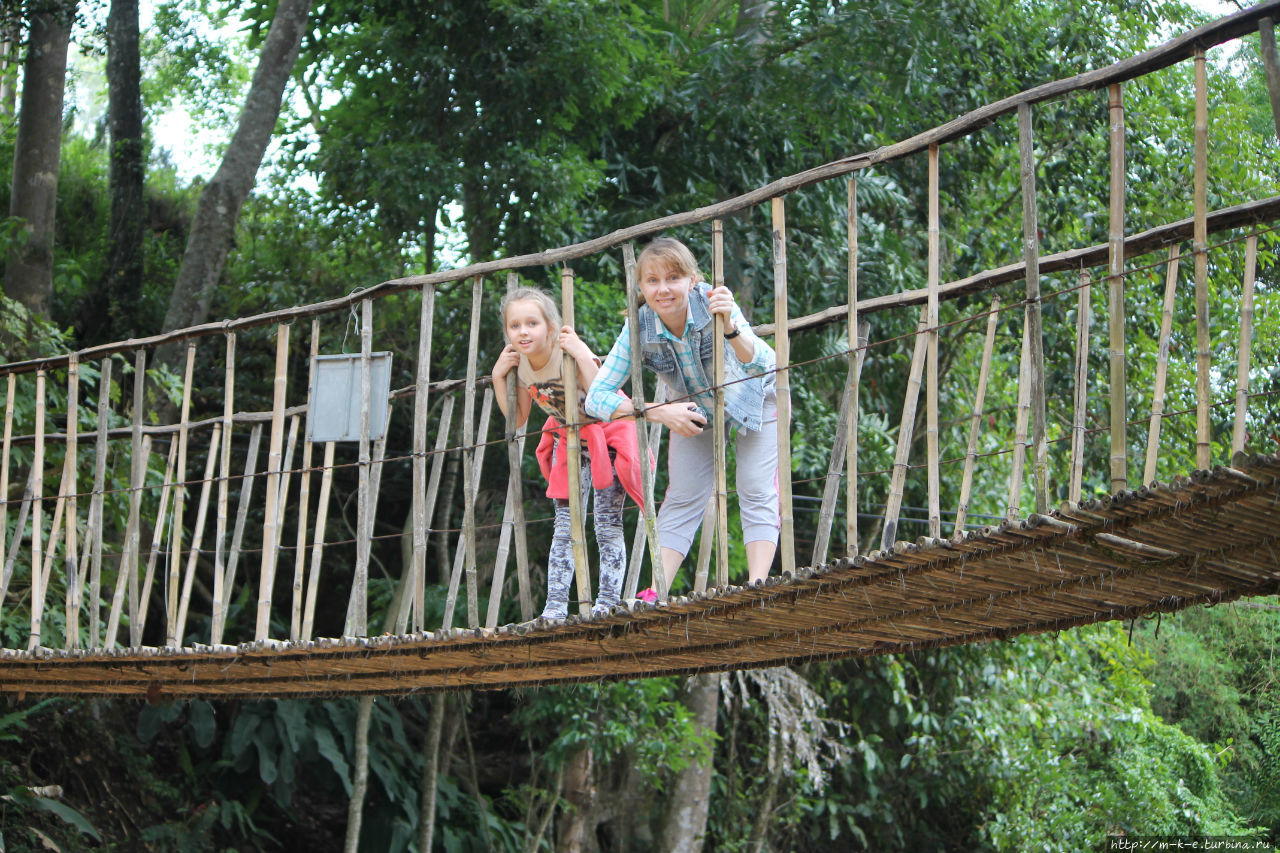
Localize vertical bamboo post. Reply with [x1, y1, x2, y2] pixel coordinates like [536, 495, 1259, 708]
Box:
[407, 394, 454, 628]
[175, 424, 222, 642]
[87, 358, 110, 649]
[124, 351, 146, 647]
[488, 272, 529, 625]
[560, 267, 591, 615]
[845, 177, 860, 558]
[771, 197, 795, 575]
[711, 220, 730, 588]
[1232, 235, 1258, 457]
[623, 243, 664, 601]
[137, 439, 178, 640]
[1008, 322, 1032, 521]
[1018, 102, 1049, 513]
[1144, 247, 1181, 484]
[347, 403, 392, 635]
[952, 299, 1001, 536]
[349, 300, 374, 637]
[63, 355, 79, 648]
[442, 389, 492, 628]
[0, 374, 12, 612]
[626, 384, 664, 599]
[213, 333, 234, 645]
[290, 321, 320, 642]
[167, 340, 196, 646]
[28, 369, 45, 650]
[812, 319, 869, 565]
[0, 467, 36, 618]
[256, 323, 290, 641]
[925, 144, 942, 539]
[462, 276, 483, 627]
[693, 496, 716, 593]
[880, 310, 928, 552]
[301, 440, 337, 642]
[1069, 270, 1092, 503]
[215, 423, 262, 645]
[1259, 18, 1280, 141]
[1107, 82, 1128, 493]
[409, 283, 439, 631]
[1193, 49, 1212, 471]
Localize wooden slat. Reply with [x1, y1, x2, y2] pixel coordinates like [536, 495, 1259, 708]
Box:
[257, 324, 290, 641]
[926, 144, 942, 539]
[176, 424, 223, 642]
[407, 284, 439, 632]
[137, 440, 179, 641]
[1018, 103, 1048, 513]
[87, 358, 110, 648]
[1193, 50, 1212, 470]
[1069, 271, 1092, 503]
[442, 389, 494, 628]
[461, 277, 484, 627]
[953, 299, 1000, 535]
[812, 319, 869, 565]
[215, 423, 263, 644]
[301, 440, 336, 643]
[1108, 82, 1128, 493]
[349, 302, 373, 637]
[1144, 247, 1180, 484]
[291, 321, 320, 642]
[63, 355, 79, 648]
[880, 310, 929, 550]
[711, 220, 729, 588]
[213, 333, 234, 645]
[167, 341, 196, 646]
[28, 370, 45, 651]
[1008, 322, 1032, 521]
[1232, 235, 1258, 456]
[771, 198, 796, 575]
[845, 177, 861, 559]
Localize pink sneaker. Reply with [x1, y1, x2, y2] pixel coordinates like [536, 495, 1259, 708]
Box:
[637, 588, 658, 603]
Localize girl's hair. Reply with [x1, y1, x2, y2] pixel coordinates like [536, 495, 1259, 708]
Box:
[500, 287, 562, 335]
[634, 237, 702, 306]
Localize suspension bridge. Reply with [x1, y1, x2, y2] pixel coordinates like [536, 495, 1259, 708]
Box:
[0, 4, 1278, 699]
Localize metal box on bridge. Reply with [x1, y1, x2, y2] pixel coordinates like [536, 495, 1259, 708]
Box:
[307, 353, 393, 442]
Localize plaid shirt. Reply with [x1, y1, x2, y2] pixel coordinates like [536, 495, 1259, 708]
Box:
[586, 304, 772, 420]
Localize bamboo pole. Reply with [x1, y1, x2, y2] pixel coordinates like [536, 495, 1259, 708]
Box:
[137, 439, 179, 640]
[1018, 102, 1049, 513]
[560, 267, 591, 615]
[880, 309, 929, 551]
[845, 177, 861, 559]
[123, 351, 146, 647]
[623, 243, 664, 601]
[409, 283, 440, 632]
[462, 276, 484, 627]
[87, 358, 111, 649]
[1008, 321, 1032, 521]
[693, 496, 716, 594]
[290, 321, 320, 642]
[771, 197, 796, 575]
[812, 318, 869, 565]
[952, 298, 1001, 536]
[167, 341, 196, 646]
[1070, 270, 1092, 503]
[1144, 246, 1181, 484]
[256, 324, 291, 641]
[1193, 49, 1212, 471]
[711, 219, 729, 588]
[926, 144, 942, 539]
[28, 369, 44, 651]
[489, 279, 530, 629]
[442, 389, 493, 628]
[0, 467, 37, 619]
[214, 423, 262, 645]
[350, 301, 373, 637]
[1107, 82, 1128, 493]
[213, 333, 234, 646]
[486, 445, 525, 629]
[1232, 235, 1258, 456]
[175, 424, 223, 644]
[301, 440, 336, 642]
[1259, 17, 1280, 140]
[626, 383, 664, 599]
[0, 374, 12, 617]
[403, 394, 454, 632]
[33, 472, 67, 650]
[63, 355, 79, 648]
[346, 403, 391, 636]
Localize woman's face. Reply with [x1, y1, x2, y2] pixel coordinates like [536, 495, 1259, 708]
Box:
[639, 261, 694, 331]
[504, 299, 555, 359]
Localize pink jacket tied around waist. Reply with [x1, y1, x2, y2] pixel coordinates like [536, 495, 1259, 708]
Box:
[535, 417, 653, 509]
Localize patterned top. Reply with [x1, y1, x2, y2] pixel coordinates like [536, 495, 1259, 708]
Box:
[517, 344, 596, 425]
[585, 300, 772, 420]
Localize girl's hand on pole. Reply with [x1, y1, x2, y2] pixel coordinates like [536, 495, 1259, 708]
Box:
[491, 344, 519, 380]
[558, 326, 592, 361]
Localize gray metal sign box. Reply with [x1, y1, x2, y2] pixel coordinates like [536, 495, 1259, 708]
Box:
[308, 353, 393, 442]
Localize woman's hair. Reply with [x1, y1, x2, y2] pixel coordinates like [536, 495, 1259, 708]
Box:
[500, 287, 562, 336]
[634, 237, 702, 306]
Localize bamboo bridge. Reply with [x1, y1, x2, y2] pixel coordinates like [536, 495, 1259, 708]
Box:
[0, 5, 1278, 699]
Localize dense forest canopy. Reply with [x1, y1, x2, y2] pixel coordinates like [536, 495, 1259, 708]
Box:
[0, 0, 1278, 850]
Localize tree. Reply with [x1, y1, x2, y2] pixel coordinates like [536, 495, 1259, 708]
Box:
[4, 0, 75, 321]
[159, 0, 311, 345]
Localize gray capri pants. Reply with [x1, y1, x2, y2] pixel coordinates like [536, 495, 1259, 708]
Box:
[657, 389, 780, 556]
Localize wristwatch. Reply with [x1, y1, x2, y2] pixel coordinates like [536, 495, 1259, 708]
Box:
[723, 323, 744, 340]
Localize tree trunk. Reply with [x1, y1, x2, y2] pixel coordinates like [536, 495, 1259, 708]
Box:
[344, 695, 375, 853]
[159, 0, 312, 350]
[5, 2, 74, 320]
[82, 0, 145, 344]
[417, 693, 447, 853]
[657, 674, 719, 853]
[560, 745, 596, 853]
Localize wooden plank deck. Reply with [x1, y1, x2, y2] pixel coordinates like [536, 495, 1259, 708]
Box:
[4, 452, 1278, 700]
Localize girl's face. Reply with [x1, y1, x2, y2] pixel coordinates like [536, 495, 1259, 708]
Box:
[639, 261, 694, 330]
[504, 299, 555, 359]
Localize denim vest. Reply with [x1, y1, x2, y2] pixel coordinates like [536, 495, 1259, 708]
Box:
[637, 284, 769, 432]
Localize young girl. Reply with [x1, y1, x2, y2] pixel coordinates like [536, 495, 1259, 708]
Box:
[492, 287, 648, 619]
[585, 237, 780, 592]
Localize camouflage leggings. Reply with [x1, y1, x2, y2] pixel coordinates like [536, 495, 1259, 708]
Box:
[542, 448, 626, 619]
